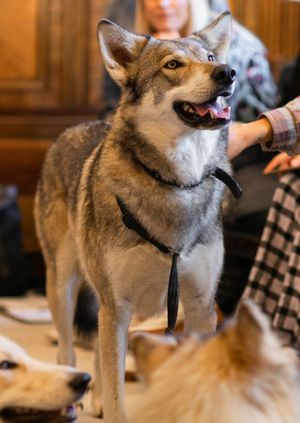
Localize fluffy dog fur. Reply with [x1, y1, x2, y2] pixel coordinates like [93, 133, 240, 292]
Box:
[130, 300, 300, 423]
[0, 336, 90, 422]
[35, 12, 235, 422]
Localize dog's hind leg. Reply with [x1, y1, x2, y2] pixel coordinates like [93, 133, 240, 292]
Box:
[98, 301, 132, 423]
[47, 233, 80, 367]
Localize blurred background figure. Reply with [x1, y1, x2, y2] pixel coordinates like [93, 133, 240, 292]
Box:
[225, 95, 300, 348]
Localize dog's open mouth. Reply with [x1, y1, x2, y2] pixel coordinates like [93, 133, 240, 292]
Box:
[0, 405, 77, 422]
[174, 96, 231, 128]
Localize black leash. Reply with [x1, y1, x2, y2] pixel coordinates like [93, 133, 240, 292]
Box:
[166, 253, 179, 334]
[117, 159, 243, 335]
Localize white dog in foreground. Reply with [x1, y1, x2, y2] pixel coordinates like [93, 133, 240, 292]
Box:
[130, 300, 300, 423]
[0, 336, 90, 422]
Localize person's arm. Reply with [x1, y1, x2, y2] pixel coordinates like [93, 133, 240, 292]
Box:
[260, 96, 300, 154]
[228, 96, 300, 160]
[228, 118, 272, 160]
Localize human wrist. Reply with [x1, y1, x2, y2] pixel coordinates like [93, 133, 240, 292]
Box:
[244, 118, 273, 149]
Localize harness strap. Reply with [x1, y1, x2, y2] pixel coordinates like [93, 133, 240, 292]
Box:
[134, 156, 205, 189]
[116, 196, 181, 334]
[116, 196, 175, 255]
[116, 163, 242, 335]
[134, 156, 243, 199]
[213, 167, 243, 199]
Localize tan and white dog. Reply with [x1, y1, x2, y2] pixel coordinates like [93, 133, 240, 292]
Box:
[0, 336, 90, 422]
[35, 12, 236, 422]
[130, 300, 300, 423]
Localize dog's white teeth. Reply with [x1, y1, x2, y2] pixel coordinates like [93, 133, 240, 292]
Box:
[183, 103, 195, 114]
[209, 110, 215, 119]
[183, 103, 190, 112]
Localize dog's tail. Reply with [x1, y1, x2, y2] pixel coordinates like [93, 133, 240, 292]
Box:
[74, 284, 99, 347]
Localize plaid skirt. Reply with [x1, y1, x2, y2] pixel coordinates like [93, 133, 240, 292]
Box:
[243, 171, 300, 349]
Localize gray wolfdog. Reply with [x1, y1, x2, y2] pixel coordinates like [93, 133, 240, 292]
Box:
[35, 12, 236, 422]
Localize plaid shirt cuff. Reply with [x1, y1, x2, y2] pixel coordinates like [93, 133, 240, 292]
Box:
[260, 97, 300, 154]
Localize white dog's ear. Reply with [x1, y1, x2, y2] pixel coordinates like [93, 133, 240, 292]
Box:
[234, 299, 268, 344]
[129, 332, 178, 382]
[193, 12, 232, 61]
[97, 19, 149, 87]
[232, 299, 281, 366]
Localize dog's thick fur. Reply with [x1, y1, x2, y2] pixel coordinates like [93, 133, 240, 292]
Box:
[0, 336, 90, 422]
[130, 301, 300, 423]
[35, 12, 235, 422]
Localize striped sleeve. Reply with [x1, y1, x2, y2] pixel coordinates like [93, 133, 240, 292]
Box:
[260, 96, 300, 154]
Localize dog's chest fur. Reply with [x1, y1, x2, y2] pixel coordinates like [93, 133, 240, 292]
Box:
[104, 238, 223, 320]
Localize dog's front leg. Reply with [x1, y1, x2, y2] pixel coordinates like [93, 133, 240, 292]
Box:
[92, 337, 103, 417]
[182, 291, 217, 335]
[181, 241, 223, 335]
[98, 302, 131, 423]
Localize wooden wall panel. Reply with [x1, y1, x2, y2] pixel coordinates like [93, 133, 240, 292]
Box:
[230, 0, 300, 68]
[0, 0, 110, 138]
[88, 0, 111, 108]
[0, 0, 62, 109]
[0, 0, 111, 253]
[0, 0, 110, 113]
[0, 138, 52, 252]
[0, 139, 51, 194]
[0, 0, 38, 80]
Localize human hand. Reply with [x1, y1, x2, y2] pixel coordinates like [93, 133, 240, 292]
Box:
[227, 118, 273, 160]
[152, 30, 181, 40]
[263, 153, 300, 174]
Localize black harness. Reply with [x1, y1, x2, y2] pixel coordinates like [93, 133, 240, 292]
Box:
[116, 157, 242, 334]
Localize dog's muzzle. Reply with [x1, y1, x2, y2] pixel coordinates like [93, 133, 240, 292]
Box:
[174, 64, 236, 129]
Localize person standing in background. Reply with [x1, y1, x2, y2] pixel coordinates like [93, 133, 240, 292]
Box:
[226, 96, 300, 349]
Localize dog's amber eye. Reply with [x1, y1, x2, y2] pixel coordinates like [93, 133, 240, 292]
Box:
[0, 360, 18, 370]
[208, 54, 215, 62]
[165, 60, 181, 69]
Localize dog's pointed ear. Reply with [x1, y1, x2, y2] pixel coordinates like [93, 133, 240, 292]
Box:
[229, 299, 282, 369]
[129, 331, 178, 382]
[97, 19, 149, 87]
[193, 12, 232, 61]
[234, 299, 268, 347]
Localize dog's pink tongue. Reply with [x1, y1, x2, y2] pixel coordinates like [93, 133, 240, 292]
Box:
[193, 103, 231, 119]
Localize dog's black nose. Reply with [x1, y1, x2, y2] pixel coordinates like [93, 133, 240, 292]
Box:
[212, 65, 236, 85]
[69, 372, 91, 394]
